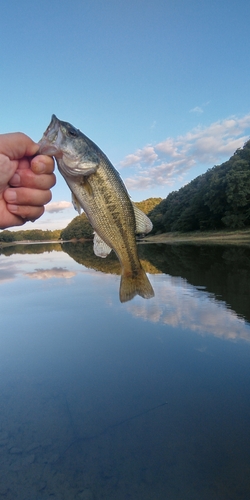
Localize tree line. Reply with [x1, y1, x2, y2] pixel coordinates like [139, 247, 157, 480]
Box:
[0, 229, 61, 243]
[148, 140, 250, 233]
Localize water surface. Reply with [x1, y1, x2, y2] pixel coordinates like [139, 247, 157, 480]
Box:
[0, 242, 250, 499]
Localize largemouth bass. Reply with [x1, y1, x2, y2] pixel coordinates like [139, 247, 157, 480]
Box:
[38, 115, 154, 302]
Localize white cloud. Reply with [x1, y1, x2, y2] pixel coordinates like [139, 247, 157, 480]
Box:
[190, 106, 204, 114]
[45, 201, 72, 213]
[120, 146, 158, 168]
[189, 101, 210, 115]
[119, 113, 250, 191]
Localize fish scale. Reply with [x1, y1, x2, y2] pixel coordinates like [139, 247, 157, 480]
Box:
[38, 115, 154, 302]
[68, 162, 139, 274]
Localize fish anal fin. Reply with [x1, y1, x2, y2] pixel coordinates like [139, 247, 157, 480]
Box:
[119, 267, 154, 303]
[93, 232, 112, 258]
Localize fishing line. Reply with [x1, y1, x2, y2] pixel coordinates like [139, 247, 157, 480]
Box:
[56, 400, 168, 462]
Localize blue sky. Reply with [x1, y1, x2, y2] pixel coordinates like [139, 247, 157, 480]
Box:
[1, 0, 250, 230]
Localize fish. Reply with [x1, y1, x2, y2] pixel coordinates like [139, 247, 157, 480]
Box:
[38, 115, 154, 303]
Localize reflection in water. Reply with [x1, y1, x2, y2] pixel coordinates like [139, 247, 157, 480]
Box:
[126, 274, 250, 342]
[0, 244, 250, 498]
[61, 241, 250, 325]
[2, 241, 250, 323]
[62, 242, 155, 303]
[1, 242, 250, 339]
[25, 267, 76, 280]
[141, 243, 250, 323]
[0, 242, 62, 255]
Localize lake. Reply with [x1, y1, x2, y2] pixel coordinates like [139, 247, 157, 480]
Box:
[0, 241, 250, 500]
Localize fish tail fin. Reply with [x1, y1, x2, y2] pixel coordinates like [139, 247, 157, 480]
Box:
[119, 267, 154, 303]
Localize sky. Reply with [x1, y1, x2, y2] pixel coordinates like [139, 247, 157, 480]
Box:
[1, 0, 250, 231]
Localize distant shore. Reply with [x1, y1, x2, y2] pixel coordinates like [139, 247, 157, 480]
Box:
[0, 240, 62, 248]
[0, 239, 88, 249]
[1, 229, 250, 249]
[142, 228, 250, 245]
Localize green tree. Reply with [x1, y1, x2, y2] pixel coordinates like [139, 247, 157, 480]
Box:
[134, 197, 162, 214]
[149, 139, 250, 233]
[0, 230, 15, 242]
[60, 213, 93, 240]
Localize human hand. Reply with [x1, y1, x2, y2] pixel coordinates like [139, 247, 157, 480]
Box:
[0, 132, 56, 230]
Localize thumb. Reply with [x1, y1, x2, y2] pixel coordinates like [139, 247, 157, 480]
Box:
[0, 155, 18, 194]
[0, 154, 18, 194]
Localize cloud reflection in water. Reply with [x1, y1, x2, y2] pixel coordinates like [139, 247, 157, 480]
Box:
[126, 274, 250, 342]
[0, 261, 20, 283]
[25, 267, 76, 280]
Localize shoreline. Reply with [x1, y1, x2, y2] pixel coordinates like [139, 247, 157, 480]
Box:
[0, 240, 63, 249]
[1, 229, 250, 249]
[142, 228, 250, 245]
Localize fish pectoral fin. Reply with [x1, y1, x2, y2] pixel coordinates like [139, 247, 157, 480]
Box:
[132, 204, 153, 235]
[80, 177, 93, 197]
[93, 232, 112, 258]
[72, 193, 82, 214]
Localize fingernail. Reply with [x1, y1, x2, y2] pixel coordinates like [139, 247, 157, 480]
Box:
[5, 190, 17, 202]
[33, 161, 46, 174]
[10, 173, 21, 186]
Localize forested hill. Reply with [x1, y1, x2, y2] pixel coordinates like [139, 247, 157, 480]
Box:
[149, 139, 250, 233]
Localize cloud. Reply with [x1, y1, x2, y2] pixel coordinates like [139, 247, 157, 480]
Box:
[45, 201, 72, 213]
[189, 101, 210, 114]
[119, 113, 250, 191]
[190, 106, 204, 114]
[25, 267, 76, 280]
[120, 146, 158, 168]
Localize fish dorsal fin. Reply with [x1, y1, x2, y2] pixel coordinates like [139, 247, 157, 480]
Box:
[93, 232, 112, 258]
[132, 204, 153, 235]
[72, 193, 82, 214]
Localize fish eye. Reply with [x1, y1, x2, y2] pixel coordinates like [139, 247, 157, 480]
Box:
[68, 127, 78, 137]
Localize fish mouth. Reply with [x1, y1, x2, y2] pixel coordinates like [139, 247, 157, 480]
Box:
[38, 114, 62, 156]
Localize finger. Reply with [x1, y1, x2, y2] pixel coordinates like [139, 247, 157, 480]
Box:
[15, 157, 31, 170]
[6, 203, 45, 222]
[31, 155, 55, 175]
[9, 169, 56, 190]
[4, 187, 52, 207]
[0, 133, 38, 159]
[0, 212, 27, 230]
